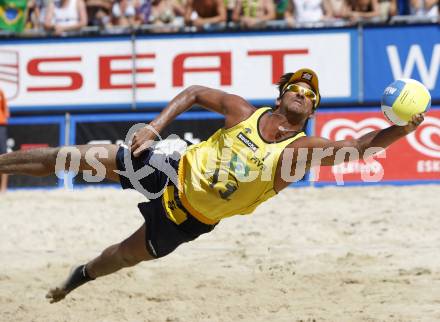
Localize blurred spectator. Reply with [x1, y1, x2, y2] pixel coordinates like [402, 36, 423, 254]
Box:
[326, 0, 351, 19]
[409, 0, 438, 17]
[349, 0, 380, 22]
[0, 0, 27, 32]
[111, 0, 137, 26]
[378, 0, 396, 20]
[274, 0, 289, 19]
[85, 0, 112, 27]
[225, 0, 236, 24]
[26, 0, 53, 31]
[25, 0, 42, 29]
[136, 0, 151, 24]
[138, 0, 184, 31]
[284, 0, 332, 26]
[0, 88, 8, 192]
[397, 0, 409, 14]
[44, 0, 88, 35]
[37, 0, 52, 29]
[184, 0, 226, 29]
[232, 0, 276, 28]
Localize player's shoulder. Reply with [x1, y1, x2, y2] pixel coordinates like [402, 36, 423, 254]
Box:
[222, 96, 256, 128]
[223, 93, 256, 117]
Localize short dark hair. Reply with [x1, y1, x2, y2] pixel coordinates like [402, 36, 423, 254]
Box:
[277, 72, 294, 98]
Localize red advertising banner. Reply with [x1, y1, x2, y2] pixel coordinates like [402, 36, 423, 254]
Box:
[314, 108, 440, 184]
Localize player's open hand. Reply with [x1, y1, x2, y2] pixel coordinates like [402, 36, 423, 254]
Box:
[403, 113, 424, 134]
[130, 124, 159, 157]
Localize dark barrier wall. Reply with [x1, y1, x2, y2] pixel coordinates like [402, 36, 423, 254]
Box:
[7, 106, 439, 188]
[7, 117, 65, 188]
[71, 113, 225, 186]
[71, 112, 310, 187]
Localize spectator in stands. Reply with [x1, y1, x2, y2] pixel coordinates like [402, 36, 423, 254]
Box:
[274, 0, 289, 19]
[36, 0, 51, 30]
[378, 0, 396, 21]
[85, 0, 112, 27]
[26, 0, 42, 30]
[0, 89, 8, 193]
[284, 0, 332, 26]
[396, 0, 409, 14]
[409, 0, 438, 18]
[232, 0, 276, 28]
[349, 0, 380, 22]
[111, 0, 137, 26]
[184, 0, 226, 29]
[27, 0, 57, 31]
[136, 0, 151, 24]
[138, 0, 185, 30]
[44, 0, 88, 35]
[225, 0, 236, 25]
[326, 0, 351, 20]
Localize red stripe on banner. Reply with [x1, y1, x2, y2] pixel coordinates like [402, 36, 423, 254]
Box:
[248, 49, 309, 83]
[0, 63, 18, 69]
[0, 77, 18, 84]
[20, 144, 50, 150]
[0, 70, 18, 77]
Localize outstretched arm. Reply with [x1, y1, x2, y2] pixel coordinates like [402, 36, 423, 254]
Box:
[274, 114, 424, 191]
[131, 85, 254, 156]
[289, 114, 424, 168]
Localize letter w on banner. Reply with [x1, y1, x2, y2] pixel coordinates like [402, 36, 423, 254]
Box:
[387, 44, 440, 90]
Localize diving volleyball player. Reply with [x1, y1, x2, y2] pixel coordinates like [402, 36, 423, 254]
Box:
[0, 69, 424, 303]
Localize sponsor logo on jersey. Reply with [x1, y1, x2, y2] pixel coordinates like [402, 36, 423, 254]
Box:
[237, 132, 259, 152]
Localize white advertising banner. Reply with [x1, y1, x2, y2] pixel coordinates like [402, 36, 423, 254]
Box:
[0, 31, 355, 111]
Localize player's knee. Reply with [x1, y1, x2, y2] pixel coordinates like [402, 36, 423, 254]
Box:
[120, 256, 140, 268]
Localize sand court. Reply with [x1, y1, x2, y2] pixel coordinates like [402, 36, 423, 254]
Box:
[1, 185, 439, 322]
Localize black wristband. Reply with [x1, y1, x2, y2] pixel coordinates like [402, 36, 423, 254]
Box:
[63, 265, 95, 293]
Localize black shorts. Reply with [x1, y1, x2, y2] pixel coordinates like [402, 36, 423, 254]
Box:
[115, 145, 216, 258]
[0, 126, 7, 154]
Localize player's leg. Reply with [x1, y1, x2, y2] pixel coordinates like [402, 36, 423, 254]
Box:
[0, 144, 120, 182]
[46, 223, 154, 303]
[86, 223, 154, 278]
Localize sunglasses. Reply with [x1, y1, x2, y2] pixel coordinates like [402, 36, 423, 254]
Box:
[283, 83, 317, 108]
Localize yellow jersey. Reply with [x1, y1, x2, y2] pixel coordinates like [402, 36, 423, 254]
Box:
[162, 107, 305, 225]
